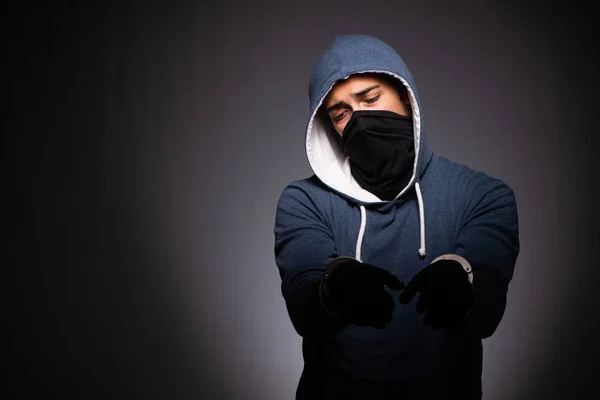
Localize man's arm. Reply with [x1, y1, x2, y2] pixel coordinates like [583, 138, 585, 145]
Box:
[449, 172, 520, 338]
[274, 182, 347, 338]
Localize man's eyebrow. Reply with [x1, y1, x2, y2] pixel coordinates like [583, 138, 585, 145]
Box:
[353, 85, 380, 97]
[325, 85, 381, 113]
[326, 100, 350, 113]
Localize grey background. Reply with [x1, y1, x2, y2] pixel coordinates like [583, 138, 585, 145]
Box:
[5, 1, 599, 399]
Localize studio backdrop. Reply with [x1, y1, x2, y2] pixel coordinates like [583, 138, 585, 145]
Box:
[6, 1, 598, 399]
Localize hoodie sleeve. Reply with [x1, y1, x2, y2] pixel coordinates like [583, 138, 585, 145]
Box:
[274, 181, 347, 338]
[452, 172, 520, 338]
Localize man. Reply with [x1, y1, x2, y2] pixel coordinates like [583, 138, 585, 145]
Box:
[274, 34, 519, 399]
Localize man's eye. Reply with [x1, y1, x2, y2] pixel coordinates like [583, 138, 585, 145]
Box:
[364, 96, 380, 104]
[334, 111, 347, 122]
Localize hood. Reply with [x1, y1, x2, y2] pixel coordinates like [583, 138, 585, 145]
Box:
[306, 34, 433, 204]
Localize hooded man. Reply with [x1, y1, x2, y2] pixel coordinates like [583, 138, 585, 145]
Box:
[274, 34, 519, 399]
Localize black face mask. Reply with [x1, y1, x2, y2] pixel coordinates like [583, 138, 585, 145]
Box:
[340, 110, 415, 201]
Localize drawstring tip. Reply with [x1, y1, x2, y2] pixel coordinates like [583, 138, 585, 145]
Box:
[418, 248, 426, 258]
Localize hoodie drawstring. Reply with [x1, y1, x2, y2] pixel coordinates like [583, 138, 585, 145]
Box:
[415, 181, 426, 258]
[355, 205, 367, 261]
[355, 183, 427, 262]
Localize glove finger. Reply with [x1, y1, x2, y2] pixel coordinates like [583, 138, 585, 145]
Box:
[399, 268, 429, 304]
[384, 275, 405, 291]
[363, 264, 405, 290]
[376, 289, 397, 314]
[378, 269, 405, 291]
[398, 285, 416, 304]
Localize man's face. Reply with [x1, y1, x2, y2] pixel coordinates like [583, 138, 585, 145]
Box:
[323, 74, 411, 136]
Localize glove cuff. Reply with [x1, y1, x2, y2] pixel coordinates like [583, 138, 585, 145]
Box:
[431, 254, 474, 284]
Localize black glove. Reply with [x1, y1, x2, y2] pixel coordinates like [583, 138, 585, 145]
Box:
[320, 256, 404, 329]
[399, 259, 474, 330]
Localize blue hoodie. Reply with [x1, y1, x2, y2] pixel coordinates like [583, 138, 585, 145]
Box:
[274, 34, 519, 399]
